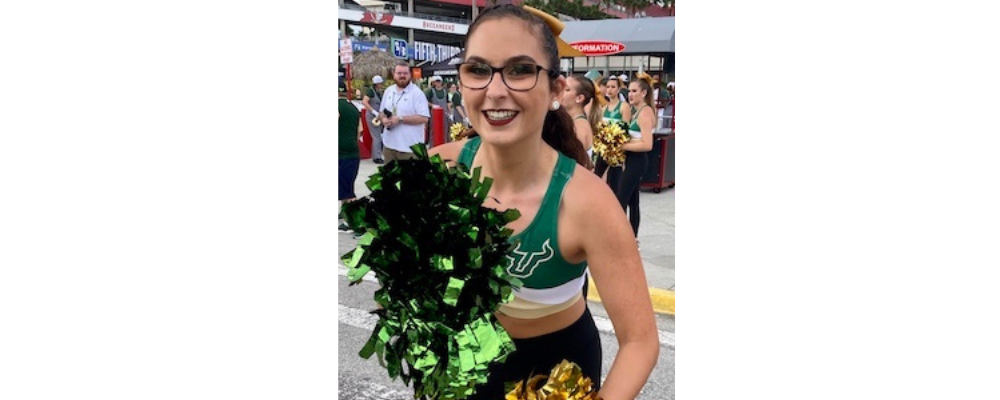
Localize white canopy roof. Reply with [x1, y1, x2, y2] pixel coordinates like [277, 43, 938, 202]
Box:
[561, 17, 675, 54]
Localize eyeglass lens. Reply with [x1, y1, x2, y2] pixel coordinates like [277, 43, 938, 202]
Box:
[458, 63, 541, 91]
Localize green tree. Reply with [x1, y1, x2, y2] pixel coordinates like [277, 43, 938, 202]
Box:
[599, 0, 668, 17]
[523, 0, 614, 20]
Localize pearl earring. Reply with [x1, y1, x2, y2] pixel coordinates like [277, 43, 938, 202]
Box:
[551, 100, 560, 110]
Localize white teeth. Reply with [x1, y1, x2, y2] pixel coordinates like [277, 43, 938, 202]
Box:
[485, 110, 516, 120]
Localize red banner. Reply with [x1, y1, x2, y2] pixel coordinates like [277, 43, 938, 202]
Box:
[569, 41, 627, 56]
[361, 11, 394, 25]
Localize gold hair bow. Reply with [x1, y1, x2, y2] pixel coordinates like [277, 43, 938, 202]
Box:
[523, 6, 585, 57]
[637, 72, 655, 88]
[591, 76, 608, 108]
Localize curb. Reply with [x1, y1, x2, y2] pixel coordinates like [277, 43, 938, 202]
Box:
[587, 277, 675, 316]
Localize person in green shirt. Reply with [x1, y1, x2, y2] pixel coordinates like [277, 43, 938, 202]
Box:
[338, 79, 362, 233]
[424, 76, 449, 146]
[362, 75, 386, 164]
[448, 82, 467, 136]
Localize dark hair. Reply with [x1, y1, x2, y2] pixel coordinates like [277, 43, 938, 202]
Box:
[460, 5, 591, 169]
[569, 76, 600, 142]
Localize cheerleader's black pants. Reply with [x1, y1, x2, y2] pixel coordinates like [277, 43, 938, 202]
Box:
[466, 307, 603, 399]
[617, 151, 649, 237]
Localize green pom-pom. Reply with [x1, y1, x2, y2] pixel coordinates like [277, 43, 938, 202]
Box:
[341, 143, 521, 400]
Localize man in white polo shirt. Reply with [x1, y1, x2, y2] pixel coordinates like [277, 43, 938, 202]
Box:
[378, 61, 430, 162]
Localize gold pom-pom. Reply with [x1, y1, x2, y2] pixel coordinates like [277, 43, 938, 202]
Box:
[505, 360, 603, 400]
[594, 121, 629, 167]
[450, 123, 467, 142]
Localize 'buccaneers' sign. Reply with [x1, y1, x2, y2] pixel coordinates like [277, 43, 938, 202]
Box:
[569, 41, 627, 56]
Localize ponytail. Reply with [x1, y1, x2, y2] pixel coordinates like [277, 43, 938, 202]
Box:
[567, 75, 601, 147]
[635, 74, 655, 108]
[586, 98, 600, 140]
[641, 81, 654, 107]
[543, 107, 592, 169]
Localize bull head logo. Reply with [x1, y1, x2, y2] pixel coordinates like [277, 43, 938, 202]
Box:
[505, 239, 555, 279]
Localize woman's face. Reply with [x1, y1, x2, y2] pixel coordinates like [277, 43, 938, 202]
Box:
[462, 18, 565, 147]
[628, 81, 646, 106]
[559, 77, 583, 110]
[603, 80, 616, 99]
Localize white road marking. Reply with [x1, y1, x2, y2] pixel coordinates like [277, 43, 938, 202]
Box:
[338, 378, 410, 400]
[338, 265, 675, 348]
[339, 304, 378, 331]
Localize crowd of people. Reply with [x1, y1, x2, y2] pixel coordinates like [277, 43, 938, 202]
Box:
[346, 71, 471, 165]
[338, 5, 670, 399]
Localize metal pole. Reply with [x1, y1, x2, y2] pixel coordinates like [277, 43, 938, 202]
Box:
[408, 0, 415, 64]
[408, 29, 415, 64]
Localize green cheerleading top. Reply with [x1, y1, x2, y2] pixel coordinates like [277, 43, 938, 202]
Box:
[458, 136, 588, 319]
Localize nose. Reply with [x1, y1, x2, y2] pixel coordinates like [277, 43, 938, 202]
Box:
[484, 69, 508, 101]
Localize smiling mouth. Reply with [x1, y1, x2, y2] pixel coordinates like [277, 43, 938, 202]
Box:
[483, 110, 518, 126]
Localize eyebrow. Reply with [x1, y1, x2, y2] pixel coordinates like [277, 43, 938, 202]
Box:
[464, 54, 539, 65]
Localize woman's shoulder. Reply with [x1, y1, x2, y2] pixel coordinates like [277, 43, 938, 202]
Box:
[640, 104, 656, 119]
[563, 164, 618, 218]
[557, 164, 625, 252]
[429, 139, 470, 166]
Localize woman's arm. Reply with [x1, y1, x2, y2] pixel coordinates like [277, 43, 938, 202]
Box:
[428, 141, 465, 167]
[622, 107, 655, 152]
[563, 172, 659, 400]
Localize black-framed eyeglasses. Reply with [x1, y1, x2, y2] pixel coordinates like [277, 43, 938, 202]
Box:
[457, 62, 556, 92]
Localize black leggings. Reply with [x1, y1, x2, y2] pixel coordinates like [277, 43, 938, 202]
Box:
[467, 308, 603, 400]
[616, 151, 649, 237]
[595, 157, 623, 192]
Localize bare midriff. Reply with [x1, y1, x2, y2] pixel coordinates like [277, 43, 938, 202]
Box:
[496, 297, 586, 339]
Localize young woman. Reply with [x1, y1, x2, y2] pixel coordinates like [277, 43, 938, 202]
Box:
[430, 5, 658, 400]
[601, 76, 631, 127]
[594, 76, 631, 187]
[559, 75, 599, 163]
[618, 73, 657, 237]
